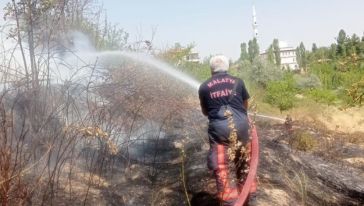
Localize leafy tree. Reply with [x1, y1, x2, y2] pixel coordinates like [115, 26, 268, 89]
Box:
[312, 43, 318, 52]
[293, 74, 321, 89]
[248, 38, 260, 63]
[158, 43, 211, 81]
[359, 37, 364, 56]
[159, 43, 194, 65]
[347, 34, 360, 57]
[329, 43, 337, 59]
[267, 45, 275, 64]
[296, 42, 307, 70]
[264, 75, 296, 113]
[273, 39, 281, 66]
[337, 29, 347, 57]
[181, 62, 211, 81]
[359, 42, 364, 57]
[98, 24, 129, 50]
[313, 47, 331, 61]
[249, 58, 283, 88]
[311, 63, 339, 89]
[240, 42, 249, 61]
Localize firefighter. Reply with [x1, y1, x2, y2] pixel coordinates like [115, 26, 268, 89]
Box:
[198, 55, 257, 206]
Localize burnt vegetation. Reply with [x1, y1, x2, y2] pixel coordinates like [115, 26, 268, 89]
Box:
[0, 1, 363, 206]
[0, 0, 196, 205]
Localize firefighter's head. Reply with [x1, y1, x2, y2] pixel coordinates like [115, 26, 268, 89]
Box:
[209, 55, 229, 74]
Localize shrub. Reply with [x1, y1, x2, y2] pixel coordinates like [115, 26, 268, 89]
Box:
[346, 76, 364, 106]
[294, 74, 321, 89]
[290, 131, 317, 151]
[264, 75, 296, 113]
[307, 88, 337, 105]
[248, 58, 283, 88]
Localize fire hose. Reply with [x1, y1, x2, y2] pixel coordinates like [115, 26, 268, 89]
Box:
[234, 120, 259, 206]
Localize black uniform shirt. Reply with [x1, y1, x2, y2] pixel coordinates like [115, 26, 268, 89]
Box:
[198, 72, 250, 121]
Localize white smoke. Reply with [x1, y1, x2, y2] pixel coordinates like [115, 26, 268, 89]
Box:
[0, 18, 201, 91]
[51, 31, 201, 90]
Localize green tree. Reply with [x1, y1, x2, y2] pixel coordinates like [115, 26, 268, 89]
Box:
[347, 34, 361, 56]
[159, 43, 194, 66]
[264, 75, 296, 113]
[273, 39, 281, 66]
[330, 43, 337, 59]
[267, 45, 275, 64]
[296, 42, 307, 70]
[312, 43, 318, 52]
[359, 36, 364, 56]
[249, 58, 283, 88]
[293, 74, 321, 89]
[248, 38, 260, 63]
[359, 41, 364, 57]
[337, 29, 347, 57]
[240, 42, 249, 61]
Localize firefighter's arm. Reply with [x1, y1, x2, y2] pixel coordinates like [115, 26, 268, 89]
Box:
[198, 88, 208, 116]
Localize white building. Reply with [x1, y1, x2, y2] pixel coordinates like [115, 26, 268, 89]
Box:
[279, 47, 299, 70]
[250, 4, 298, 70]
[185, 52, 200, 63]
[260, 42, 299, 71]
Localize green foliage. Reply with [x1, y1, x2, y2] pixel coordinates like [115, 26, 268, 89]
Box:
[293, 74, 321, 89]
[158, 43, 211, 81]
[310, 63, 340, 89]
[159, 43, 194, 65]
[248, 58, 283, 88]
[180, 62, 211, 82]
[347, 77, 364, 106]
[296, 42, 307, 69]
[240, 43, 249, 61]
[97, 25, 129, 50]
[264, 75, 296, 112]
[310, 61, 364, 91]
[290, 130, 317, 152]
[267, 45, 275, 64]
[347, 34, 360, 56]
[312, 43, 318, 52]
[337, 29, 347, 57]
[329, 44, 337, 59]
[359, 41, 364, 57]
[248, 38, 260, 63]
[330, 29, 364, 60]
[273, 39, 281, 66]
[243, 29, 364, 108]
[307, 88, 337, 106]
[308, 47, 332, 62]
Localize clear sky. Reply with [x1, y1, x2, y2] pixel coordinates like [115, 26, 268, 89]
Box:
[1, 0, 363, 60]
[102, 0, 364, 60]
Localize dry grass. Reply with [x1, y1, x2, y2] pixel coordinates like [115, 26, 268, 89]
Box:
[289, 130, 317, 152]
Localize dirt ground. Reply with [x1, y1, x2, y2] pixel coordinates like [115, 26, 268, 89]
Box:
[29, 103, 364, 206]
